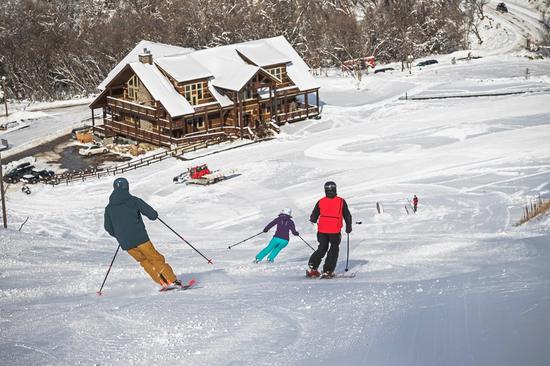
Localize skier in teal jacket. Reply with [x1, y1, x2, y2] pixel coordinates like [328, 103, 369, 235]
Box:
[104, 177, 181, 288]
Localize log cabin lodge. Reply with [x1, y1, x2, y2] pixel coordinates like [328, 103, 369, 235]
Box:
[89, 36, 321, 147]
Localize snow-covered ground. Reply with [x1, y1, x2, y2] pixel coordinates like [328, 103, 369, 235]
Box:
[0, 100, 94, 158]
[1, 3, 550, 365]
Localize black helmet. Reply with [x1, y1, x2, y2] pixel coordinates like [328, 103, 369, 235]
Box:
[324, 181, 337, 198]
[113, 177, 129, 190]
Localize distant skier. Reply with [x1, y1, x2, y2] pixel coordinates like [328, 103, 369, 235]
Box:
[307, 181, 352, 278]
[104, 177, 182, 289]
[255, 208, 299, 263]
[413, 195, 418, 213]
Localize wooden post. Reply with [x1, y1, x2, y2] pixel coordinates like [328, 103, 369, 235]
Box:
[1, 77, 8, 117]
[169, 116, 173, 147]
[0, 153, 7, 228]
[205, 110, 209, 133]
[238, 92, 244, 140]
[316, 89, 320, 114]
[183, 117, 187, 136]
[305, 91, 309, 118]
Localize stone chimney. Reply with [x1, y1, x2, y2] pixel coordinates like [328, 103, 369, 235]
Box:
[138, 48, 153, 65]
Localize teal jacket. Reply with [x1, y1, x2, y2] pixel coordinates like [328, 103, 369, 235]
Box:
[104, 188, 158, 250]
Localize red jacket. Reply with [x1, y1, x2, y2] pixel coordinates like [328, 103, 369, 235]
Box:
[311, 196, 352, 234]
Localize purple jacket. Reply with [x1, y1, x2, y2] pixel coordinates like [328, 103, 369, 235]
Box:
[264, 214, 299, 241]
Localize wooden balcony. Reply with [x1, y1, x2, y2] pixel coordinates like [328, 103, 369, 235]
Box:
[277, 105, 319, 124]
[107, 96, 160, 119]
[105, 118, 172, 146]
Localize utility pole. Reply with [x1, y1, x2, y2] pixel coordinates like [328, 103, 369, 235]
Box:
[1, 76, 8, 117]
[0, 153, 7, 228]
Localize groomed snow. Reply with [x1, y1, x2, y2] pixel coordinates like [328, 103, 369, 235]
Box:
[1, 5, 550, 365]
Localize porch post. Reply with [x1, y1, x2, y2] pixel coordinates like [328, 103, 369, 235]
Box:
[239, 91, 244, 140]
[233, 92, 238, 132]
[205, 110, 209, 133]
[305, 91, 309, 118]
[316, 89, 320, 115]
[157, 109, 161, 146]
[134, 114, 138, 144]
[169, 116, 173, 148]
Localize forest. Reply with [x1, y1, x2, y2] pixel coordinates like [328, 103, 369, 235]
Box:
[0, 0, 500, 100]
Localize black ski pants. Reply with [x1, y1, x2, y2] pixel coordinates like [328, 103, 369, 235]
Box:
[308, 232, 341, 273]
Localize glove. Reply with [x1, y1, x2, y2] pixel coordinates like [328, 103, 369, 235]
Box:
[263, 228, 269, 233]
[345, 226, 352, 234]
[295, 232, 300, 236]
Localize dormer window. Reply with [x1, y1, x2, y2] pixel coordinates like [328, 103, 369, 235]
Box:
[267, 67, 284, 82]
[184, 82, 204, 105]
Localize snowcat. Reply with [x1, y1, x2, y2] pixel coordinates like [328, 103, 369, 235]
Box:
[173, 164, 226, 185]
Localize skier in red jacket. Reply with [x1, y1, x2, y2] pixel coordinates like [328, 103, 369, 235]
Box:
[307, 181, 352, 278]
[413, 195, 418, 213]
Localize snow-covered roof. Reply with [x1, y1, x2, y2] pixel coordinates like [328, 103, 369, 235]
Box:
[98, 40, 193, 90]
[96, 36, 319, 116]
[208, 82, 234, 108]
[236, 43, 291, 67]
[263, 36, 320, 91]
[130, 62, 194, 117]
[155, 54, 213, 83]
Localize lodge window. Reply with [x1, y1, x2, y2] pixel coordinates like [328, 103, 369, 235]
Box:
[243, 88, 254, 100]
[187, 116, 204, 129]
[184, 82, 204, 105]
[127, 75, 140, 101]
[267, 67, 284, 82]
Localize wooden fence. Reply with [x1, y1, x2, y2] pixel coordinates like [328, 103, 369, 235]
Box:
[49, 115, 278, 186]
[51, 136, 226, 185]
[514, 195, 550, 226]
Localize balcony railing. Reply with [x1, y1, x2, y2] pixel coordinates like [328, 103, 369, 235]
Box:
[276, 105, 319, 124]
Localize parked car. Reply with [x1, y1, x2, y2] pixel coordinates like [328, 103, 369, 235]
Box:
[79, 143, 108, 156]
[35, 169, 55, 181]
[416, 59, 439, 67]
[3, 162, 35, 183]
[496, 2, 508, 13]
[374, 67, 395, 74]
[0, 120, 30, 132]
[20, 173, 40, 184]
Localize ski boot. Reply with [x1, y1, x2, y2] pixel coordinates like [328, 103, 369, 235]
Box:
[172, 279, 183, 287]
[306, 266, 321, 278]
[320, 271, 334, 279]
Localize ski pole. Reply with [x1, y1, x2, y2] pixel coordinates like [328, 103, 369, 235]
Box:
[228, 232, 264, 249]
[345, 233, 350, 272]
[298, 235, 315, 252]
[158, 217, 213, 264]
[97, 245, 121, 296]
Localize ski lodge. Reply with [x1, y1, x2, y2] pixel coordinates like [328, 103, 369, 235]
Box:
[89, 36, 320, 147]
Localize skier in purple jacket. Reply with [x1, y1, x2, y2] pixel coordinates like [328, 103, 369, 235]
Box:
[255, 208, 299, 263]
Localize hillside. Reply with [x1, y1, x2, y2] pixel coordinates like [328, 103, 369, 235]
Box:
[1, 2, 550, 365]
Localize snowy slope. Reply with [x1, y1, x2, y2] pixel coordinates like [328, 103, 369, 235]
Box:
[2, 4, 550, 365]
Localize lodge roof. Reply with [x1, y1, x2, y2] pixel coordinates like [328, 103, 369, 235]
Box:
[130, 62, 194, 117]
[93, 36, 319, 117]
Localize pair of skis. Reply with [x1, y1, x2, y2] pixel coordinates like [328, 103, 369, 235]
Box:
[159, 278, 197, 292]
[305, 270, 357, 279]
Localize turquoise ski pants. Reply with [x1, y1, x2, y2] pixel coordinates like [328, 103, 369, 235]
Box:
[256, 237, 289, 262]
